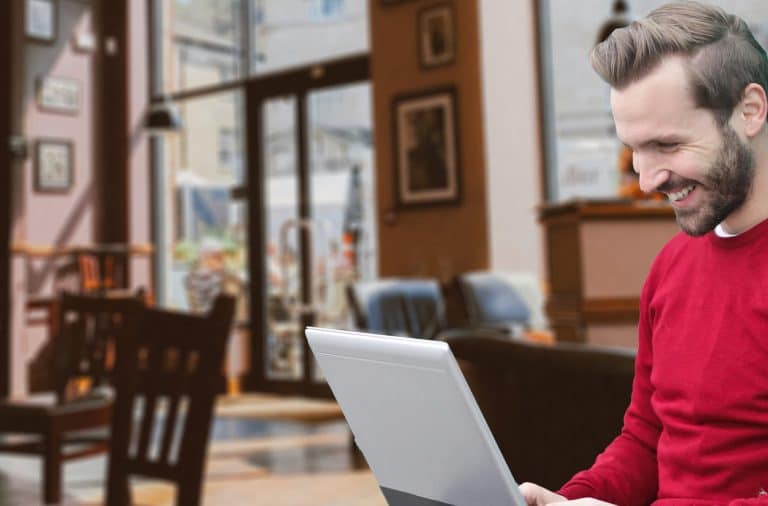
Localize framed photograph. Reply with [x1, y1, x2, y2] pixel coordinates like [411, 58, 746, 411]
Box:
[418, 3, 456, 68]
[35, 139, 73, 193]
[392, 87, 460, 207]
[26, 0, 57, 43]
[37, 76, 80, 114]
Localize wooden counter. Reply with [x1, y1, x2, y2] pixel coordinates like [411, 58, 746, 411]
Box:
[539, 199, 678, 347]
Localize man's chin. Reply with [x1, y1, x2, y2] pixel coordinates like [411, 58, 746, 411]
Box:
[674, 209, 716, 237]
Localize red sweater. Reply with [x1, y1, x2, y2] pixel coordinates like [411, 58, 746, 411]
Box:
[559, 218, 768, 506]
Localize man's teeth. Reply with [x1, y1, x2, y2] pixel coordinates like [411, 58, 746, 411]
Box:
[667, 185, 695, 202]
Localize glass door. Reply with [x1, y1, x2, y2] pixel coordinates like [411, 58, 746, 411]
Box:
[246, 56, 374, 396]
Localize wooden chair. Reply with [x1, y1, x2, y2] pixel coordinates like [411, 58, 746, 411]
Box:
[106, 294, 235, 506]
[0, 291, 143, 504]
[76, 247, 128, 294]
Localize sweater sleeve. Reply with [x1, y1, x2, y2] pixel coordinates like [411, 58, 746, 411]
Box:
[557, 281, 662, 506]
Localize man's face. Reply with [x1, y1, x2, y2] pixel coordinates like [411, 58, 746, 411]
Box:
[611, 57, 755, 236]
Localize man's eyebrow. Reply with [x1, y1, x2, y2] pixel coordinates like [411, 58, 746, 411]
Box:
[622, 136, 681, 150]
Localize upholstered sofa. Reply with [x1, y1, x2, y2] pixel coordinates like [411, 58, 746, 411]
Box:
[444, 335, 636, 490]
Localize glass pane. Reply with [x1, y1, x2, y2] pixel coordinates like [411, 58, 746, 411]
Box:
[156, 90, 248, 321]
[250, 0, 369, 75]
[307, 82, 377, 381]
[263, 96, 303, 381]
[162, 0, 244, 93]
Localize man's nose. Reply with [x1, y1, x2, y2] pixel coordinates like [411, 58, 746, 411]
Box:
[634, 152, 669, 193]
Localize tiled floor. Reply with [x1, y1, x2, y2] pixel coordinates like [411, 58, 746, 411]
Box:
[0, 396, 387, 506]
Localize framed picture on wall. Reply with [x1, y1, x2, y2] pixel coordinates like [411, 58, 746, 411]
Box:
[418, 3, 456, 68]
[35, 139, 73, 193]
[392, 86, 460, 207]
[26, 0, 57, 43]
[37, 76, 80, 114]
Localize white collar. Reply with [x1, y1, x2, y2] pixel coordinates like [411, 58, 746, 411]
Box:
[714, 223, 740, 238]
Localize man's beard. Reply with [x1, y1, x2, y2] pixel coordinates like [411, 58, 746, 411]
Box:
[664, 124, 755, 236]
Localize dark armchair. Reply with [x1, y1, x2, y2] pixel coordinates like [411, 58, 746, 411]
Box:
[445, 335, 635, 490]
[347, 278, 527, 341]
[458, 272, 531, 327]
[347, 278, 446, 339]
[457, 271, 553, 342]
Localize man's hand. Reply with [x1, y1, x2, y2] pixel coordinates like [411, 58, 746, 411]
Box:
[519, 482, 566, 505]
[518, 483, 617, 506]
[548, 500, 617, 506]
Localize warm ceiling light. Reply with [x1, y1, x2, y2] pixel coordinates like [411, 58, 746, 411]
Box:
[596, 0, 631, 45]
[144, 96, 182, 134]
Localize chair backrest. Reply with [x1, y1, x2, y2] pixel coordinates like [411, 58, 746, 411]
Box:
[400, 279, 446, 338]
[458, 272, 532, 327]
[347, 278, 445, 339]
[106, 294, 235, 506]
[77, 251, 126, 293]
[54, 291, 144, 403]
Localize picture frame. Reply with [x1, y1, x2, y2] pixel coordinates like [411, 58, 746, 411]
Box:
[35, 139, 73, 193]
[37, 76, 80, 114]
[26, 0, 57, 43]
[418, 3, 456, 68]
[392, 87, 460, 207]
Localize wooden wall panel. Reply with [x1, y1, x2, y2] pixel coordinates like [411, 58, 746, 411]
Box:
[370, 0, 489, 282]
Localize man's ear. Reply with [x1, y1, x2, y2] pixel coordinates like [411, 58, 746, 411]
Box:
[739, 83, 767, 138]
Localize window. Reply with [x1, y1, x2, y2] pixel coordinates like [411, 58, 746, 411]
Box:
[162, 0, 244, 93]
[218, 127, 237, 171]
[250, 0, 368, 75]
[156, 91, 246, 312]
[158, 1, 369, 94]
[151, 0, 373, 396]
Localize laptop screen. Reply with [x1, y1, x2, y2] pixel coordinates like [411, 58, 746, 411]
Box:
[306, 327, 526, 506]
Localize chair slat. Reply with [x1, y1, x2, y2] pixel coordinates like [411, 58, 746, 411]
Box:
[159, 391, 182, 464]
[136, 366, 160, 460]
[158, 351, 189, 464]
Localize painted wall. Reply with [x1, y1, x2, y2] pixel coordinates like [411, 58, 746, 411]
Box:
[23, 1, 97, 266]
[479, 0, 544, 279]
[369, 0, 489, 281]
[10, 0, 98, 395]
[7, 0, 152, 395]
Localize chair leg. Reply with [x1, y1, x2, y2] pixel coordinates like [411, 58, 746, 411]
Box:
[177, 481, 203, 506]
[106, 466, 131, 506]
[43, 429, 62, 504]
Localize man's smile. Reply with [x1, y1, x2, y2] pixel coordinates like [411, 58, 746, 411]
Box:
[665, 184, 697, 206]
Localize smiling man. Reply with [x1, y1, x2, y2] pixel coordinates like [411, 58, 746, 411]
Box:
[614, 55, 761, 237]
[520, 2, 768, 505]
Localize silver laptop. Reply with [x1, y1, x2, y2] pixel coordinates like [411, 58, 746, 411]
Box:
[305, 327, 526, 506]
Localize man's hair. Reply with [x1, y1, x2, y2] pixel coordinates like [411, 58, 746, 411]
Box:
[591, 1, 768, 125]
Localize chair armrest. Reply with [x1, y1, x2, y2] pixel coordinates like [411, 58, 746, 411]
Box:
[434, 325, 517, 341]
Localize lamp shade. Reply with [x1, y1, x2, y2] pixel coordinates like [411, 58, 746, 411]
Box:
[144, 98, 182, 133]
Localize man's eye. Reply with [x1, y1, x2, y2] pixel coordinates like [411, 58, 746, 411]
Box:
[657, 142, 678, 151]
